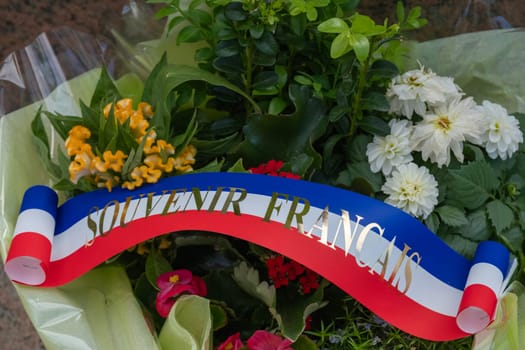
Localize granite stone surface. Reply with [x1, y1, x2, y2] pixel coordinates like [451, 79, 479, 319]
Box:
[0, 1, 524, 349]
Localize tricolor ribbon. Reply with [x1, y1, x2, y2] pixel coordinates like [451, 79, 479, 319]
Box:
[4, 172, 516, 341]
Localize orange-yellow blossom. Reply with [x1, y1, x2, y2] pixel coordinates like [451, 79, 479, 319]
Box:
[173, 145, 197, 172]
[91, 150, 128, 173]
[69, 144, 95, 184]
[130, 112, 149, 139]
[65, 125, 91, 156]
[94, 173, 120, 192]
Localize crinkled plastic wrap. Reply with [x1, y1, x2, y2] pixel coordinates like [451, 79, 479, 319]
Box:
[0, 2, 165, 349]
[408, 29, 525, 114]
[0, 1, 524, 349]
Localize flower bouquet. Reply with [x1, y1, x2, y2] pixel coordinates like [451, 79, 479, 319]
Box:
[2, 1, 525, 349]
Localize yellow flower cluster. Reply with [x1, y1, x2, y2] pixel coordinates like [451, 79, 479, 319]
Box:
[65, 98, 197, 191]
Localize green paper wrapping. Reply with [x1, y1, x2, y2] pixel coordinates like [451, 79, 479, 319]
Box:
[0, 69, 160, 350]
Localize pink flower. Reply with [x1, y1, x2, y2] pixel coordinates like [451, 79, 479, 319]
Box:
[218, 332, 244, 350]
[155, 269, 207, 317]
[246, 330, 293, 350]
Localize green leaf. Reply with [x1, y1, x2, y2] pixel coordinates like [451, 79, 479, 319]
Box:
[367, 59, 399, 81]
[177, 25, 204, 44]
[442, 234, 478, 259]
[330, 32, 351, 59]
[253, 53, 276, 67]
[31, 110, 62, 179]
[347, 134, 370, 162]
[43, 111, 82, 140]
[210, 304, 228, 331]
[396, 1, 406, 23]
[232, 261, 276, 307]
[192, 133, 241, 159]
[148, 64, 260, 139]
[145, 248, 173, 289]
[424, 212, 440, 233]
[90, 66, 121, 110]
[498, 226, 524, 253]
[349, 13, 386, 36]
[237, 85, 328, 167]
[215, 39, 240, 57]
[317, 18, 349, 34]
[486, 200, 514, 233]
[254, 31, 279, 56]
[349, 33, 370, 63]
[188, 9, 212, 26]
[344, 161, 383, 193]
[292, 335, 318, 350]
[252, 71, 279, 90]
[213, 56, 244, 73]
[435, 205, 469, 227]
[268, 97, 287, 115]
[448, 161, 499, 209]
[141, 53, 168, 105]
[155, 7, 178, 20]
[227, 158, 248, 172]
[457, 209, 491, 241]
[361, 91, 390, 112]
[270, 280, 328, 341]
[224, 2, 247, 21]
[357, 115, 389, 136]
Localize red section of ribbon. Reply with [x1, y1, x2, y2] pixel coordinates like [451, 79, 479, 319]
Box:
[6, 232, 52, 271]
[458, 284, 498, 319]
[35, 211, 468, 341]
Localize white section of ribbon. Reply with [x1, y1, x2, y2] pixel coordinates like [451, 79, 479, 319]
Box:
[464, 263, 503, 294]
[13, 208, 55, 242]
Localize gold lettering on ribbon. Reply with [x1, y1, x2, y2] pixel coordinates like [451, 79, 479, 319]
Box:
[263, 192, 289, 222]
[284, 196, 310, 231]
[86, 206, 100, 246]
[220, 187, 247, 215]
[98, 200, 120, 236]
[161, 188, 187, 215]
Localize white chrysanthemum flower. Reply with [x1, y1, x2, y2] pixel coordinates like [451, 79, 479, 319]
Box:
[410, 96, 484, 167]
[366, 119, 413, 175]
[479, 100, 523, 160]
[382, 163, 438, 219]
[386, 66, 461, 119]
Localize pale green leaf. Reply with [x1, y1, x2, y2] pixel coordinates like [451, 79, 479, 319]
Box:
[159, 295, 212, 350]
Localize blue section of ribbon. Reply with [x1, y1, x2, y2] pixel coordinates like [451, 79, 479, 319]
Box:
[51, 172, 473, 289]
[472, 241, 510, 276]
[20, 185, 58, 218]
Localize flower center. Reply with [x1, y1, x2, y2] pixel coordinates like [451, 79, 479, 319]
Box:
[225, 343, 234, 350]
[407, 75, 422, 86]
[169, 274, 180, 284]
[435, 115, 451, 132]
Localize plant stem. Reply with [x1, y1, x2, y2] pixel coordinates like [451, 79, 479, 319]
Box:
[245, 41, 254, 114]
[348, 44, 374, 138]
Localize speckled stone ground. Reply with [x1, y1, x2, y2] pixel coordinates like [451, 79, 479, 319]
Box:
[1, 1, 524, 349]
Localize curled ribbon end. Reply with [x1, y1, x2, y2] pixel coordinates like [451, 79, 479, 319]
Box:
[4, 256, 47, 285]
[456, 305, 491, 334]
